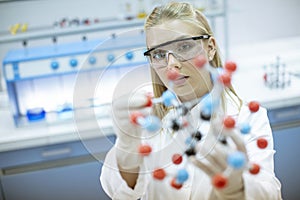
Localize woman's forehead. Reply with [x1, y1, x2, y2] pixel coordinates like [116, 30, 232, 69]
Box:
[146, 20, 200, 47]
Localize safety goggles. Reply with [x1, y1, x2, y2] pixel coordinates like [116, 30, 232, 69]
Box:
[144, 35, 210, 68]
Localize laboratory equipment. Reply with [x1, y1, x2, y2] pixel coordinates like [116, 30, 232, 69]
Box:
[263, 56, 291, 89]
[2, 30, 147, 127]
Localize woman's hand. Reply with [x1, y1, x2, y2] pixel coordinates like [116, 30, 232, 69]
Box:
[112, 92, 151, 170]
[189, 116, 247, 198]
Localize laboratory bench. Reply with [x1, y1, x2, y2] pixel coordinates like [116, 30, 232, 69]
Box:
[0, 92, 115, 200]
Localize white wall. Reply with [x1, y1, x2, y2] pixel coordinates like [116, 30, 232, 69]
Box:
[228, 0, 300, 44]
[0, 0, 137, 28]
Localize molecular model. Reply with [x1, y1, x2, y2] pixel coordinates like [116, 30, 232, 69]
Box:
[129, 55, 268, 190]
[263, 56, 291, 89]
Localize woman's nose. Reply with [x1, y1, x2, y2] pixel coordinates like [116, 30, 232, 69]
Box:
[167, 53, 182, 70]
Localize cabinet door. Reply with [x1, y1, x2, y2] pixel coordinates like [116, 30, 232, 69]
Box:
[273, 126, 300, 200]
[0, 181, 3, 200]
[1, 160, 110, 200]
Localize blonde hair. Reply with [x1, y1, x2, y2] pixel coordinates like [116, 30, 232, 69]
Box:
[145, 2, 242, 119]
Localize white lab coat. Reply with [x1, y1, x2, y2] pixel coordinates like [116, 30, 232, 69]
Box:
[100, 98, 282, 200]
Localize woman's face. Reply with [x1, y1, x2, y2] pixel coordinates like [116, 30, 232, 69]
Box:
[146, 20, 214, 102]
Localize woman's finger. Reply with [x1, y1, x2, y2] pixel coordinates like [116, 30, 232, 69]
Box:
[189, 156, 215, 177]
[208, 143, 229, 170]
[113, 92, 150, 110]
[195, 137, 228, 173]
[211, 114, 249, 158]
[114, 107, 153, 119]
[226, 129, 248, 156]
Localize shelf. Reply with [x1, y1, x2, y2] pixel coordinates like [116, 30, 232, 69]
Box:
[0, 1, 227, 45]
[0, 19, 145, 44]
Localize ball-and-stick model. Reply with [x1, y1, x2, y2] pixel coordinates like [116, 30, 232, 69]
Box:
[129, 56, 268, 189]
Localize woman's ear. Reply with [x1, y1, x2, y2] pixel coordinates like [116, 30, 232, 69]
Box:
[207, 37, 216, 61]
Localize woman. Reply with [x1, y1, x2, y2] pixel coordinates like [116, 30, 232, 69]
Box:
[100, 2, 282, 199]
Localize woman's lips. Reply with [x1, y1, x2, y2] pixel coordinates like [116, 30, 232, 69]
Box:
[173, 75, 189, 85]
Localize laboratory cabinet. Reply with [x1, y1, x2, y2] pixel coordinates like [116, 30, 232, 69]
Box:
[0, 135, 116, 200]
[273, 126, 300, 200]
[268, 104, 300, 200]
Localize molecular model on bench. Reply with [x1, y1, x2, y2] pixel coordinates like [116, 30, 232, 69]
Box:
[129, 55, 268, 190]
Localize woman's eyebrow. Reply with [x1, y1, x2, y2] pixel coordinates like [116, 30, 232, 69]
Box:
[149, 35, 192, 50]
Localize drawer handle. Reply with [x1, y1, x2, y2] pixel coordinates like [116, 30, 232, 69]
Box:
[275, 109, 300, 119]
[41, 148, 72, 158]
